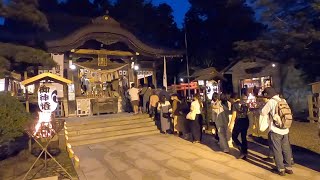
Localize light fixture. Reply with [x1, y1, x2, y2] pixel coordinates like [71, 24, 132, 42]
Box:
[70, 64, 76, 70]
[134, 65, 139, 71]
[180, 78, 184, 82]
[272, 63, 276, 67]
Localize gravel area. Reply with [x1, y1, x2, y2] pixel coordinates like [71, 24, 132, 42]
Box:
[0, 147, 78, 180]
[251, 121, 320, 154]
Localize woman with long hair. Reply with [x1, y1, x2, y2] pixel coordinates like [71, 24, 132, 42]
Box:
[187, 93, 203, 143]
[212, 93, 231, 153]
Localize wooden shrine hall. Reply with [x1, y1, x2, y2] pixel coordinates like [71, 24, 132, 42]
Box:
[44, 15, 184, 117]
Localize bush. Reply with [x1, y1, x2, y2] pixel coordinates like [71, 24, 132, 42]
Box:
[0, 92, 31, 143]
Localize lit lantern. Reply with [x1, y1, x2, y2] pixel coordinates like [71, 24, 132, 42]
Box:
[37, 84, 58, 113]
[34, 84, 58, 138]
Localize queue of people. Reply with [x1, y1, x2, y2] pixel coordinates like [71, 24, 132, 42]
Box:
[127, 84, 294, 176]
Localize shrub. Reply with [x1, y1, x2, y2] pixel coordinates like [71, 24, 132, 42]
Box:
[0, 92, 31, 143]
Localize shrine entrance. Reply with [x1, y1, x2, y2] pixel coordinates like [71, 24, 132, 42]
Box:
[45, 16, 184, 117]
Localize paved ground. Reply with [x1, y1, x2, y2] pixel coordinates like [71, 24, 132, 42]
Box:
[73, 134, 320, 180]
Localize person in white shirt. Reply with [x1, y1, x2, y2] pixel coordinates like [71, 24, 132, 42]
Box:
[128, 83, 140, 114]
[261, 87, 293, 176]
[187, 93, 203, 143]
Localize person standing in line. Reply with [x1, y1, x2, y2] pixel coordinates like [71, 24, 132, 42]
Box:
[229, 94, 250, 159]
[149, 90, 159, 120]
[187, 93, 203, 143]
[211, 93, 221, 142]
[260, 87, 293, 176]
[212, 93, 231, 153]
[128, 83, 140, 114]
[157, 95, 172, 134]
[159, 86, 170, 101]
[138, 85, 143, 113]
[171, 94, 186, 135]
[143, 85, 152, 114]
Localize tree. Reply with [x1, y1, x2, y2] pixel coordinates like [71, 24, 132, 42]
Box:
[185, 0, 263, 70]
[1, 0, 49, 31]
[234, 0, 320, 81]
[0, 0, 56, 78]
[0, 93, 31, 143]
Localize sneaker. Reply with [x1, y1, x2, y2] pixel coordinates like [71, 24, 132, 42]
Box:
[285, 169, 293, 174]
[238, 153, 245, 159]
[278, 171, 286, 176]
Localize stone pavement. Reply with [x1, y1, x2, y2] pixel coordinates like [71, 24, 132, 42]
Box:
[73, 134, 320, 180]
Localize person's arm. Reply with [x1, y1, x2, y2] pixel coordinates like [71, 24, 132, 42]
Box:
[229, 111, 237, 126]
[149, 96, 154, 109]
[261, 101, 271, 116]
[172, 101, 178, 113]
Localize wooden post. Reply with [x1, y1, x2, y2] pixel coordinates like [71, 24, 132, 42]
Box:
[163, 57, 167, 90]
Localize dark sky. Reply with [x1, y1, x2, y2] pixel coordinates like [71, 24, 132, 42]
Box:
[152, 0, 191, 28]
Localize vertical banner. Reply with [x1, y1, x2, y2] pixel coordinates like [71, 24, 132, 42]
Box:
[163, 56, 167, 90]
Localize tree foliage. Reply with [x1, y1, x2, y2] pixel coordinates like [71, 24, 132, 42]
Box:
[0, 93, 31, 143]
[234, 0, 320, 80]
[185, 0, 263, 70]
[0, 0, 56, 78]
[0, 0, 49, 31]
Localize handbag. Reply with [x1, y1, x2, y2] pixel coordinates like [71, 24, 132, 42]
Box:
[186, 111, 196, 120]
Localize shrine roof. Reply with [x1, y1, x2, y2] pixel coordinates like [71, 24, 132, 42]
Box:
[191, 67, 226, 81]
[46, 16, 184, 58]
[21, 73, 72, 86]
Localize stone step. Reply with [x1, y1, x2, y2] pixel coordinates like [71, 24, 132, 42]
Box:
[68, 130, 159, 146]
[67, 121, 156, 136]
[68, 126, 158, 142]
[65, 114, 149, 126]
[66, 118, 153, 131]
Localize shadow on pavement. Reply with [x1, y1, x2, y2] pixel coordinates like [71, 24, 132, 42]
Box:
[251, 136, 320, 172]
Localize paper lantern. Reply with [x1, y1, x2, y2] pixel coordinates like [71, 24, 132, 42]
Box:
[38, 84, 58, 113]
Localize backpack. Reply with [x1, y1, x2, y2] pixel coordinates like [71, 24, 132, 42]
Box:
[273, 98, 293, 129]
[236, 102, 248, 119]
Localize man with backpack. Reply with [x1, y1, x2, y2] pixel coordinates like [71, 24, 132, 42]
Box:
[261, 87, 293, 176]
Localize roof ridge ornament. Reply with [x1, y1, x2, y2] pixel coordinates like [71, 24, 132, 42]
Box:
[91, 15, 120, 27]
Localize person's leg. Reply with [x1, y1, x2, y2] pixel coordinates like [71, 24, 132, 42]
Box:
[240, 118, 249, 155]
[213, 122, 220, 141]
[198, 114, 203, 141]
[217, 124, 229, 152]
[146, 101, 150, 114]
[173, 115, 178, 133]
[269, 132, 285, 174]
[191, 116, 201, 142]
[232, 120, 242, 150]
[263, 133, 275, 163]
[282, 134, 293, 173]
[131, 101, 135, 113]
